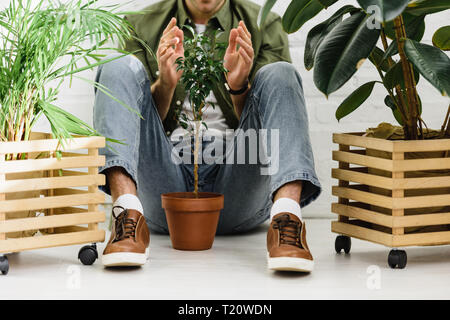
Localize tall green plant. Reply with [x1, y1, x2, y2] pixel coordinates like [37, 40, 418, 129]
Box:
[175, 26, 227, 197]
[0, 0, 148, 155]
[259, 0, 450, 140]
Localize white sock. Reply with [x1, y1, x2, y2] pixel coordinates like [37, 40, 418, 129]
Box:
[270, 198, 302, 221]
[113, 194, 144, 215]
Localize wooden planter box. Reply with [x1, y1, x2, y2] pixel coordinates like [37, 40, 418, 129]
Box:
[0, 132, 106, 271]
[331, 132, 450, 268]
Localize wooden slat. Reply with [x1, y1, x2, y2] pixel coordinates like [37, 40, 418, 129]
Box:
[332, 168, 393, 189]
[333, 133, 394, 152]
[0, 174, 105, 193]
[0, 155, 105, 174]
[393, 157, 450, 172]
[88, 148, 99, 231]
[394, 212, 450, 228]
[53, 207, 89, 214]
[46, 152, 55, 234]
[392, 138, 450, 153]
[391, 152, 405, 235]
[53, 188, 89, 196]
[61, 152, 88, 157]
[393, 231, 450, 247]
[331, 203, 393, 227]
[0, 136, 105, 154]
[331, 221, 393, 246]
[332, 186, 393, 208]
[60, 170, 89, 176]
[52, 226, 89, 233]
[332, 168, 450, 190]
[332, 204, 450, 228]
[394, 175, 450, 189]
[0, 230, 105, 253]
[393, 194, 450, 209]
[333, 132, 450, 152]
[0, 212, 105, 233]
[338, 144, 350, 222]
[0, 192, 104, 213]
[333, 186, 450, 209]
[333, 150, 393, 171]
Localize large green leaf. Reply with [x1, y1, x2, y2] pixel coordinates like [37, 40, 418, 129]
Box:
[357, 0, 409, 22]
[313, 12, 381, 96]
[384, 62, 420, 89]
[258, 0, 278, 28]
[382, 41, 398, 60]
[318, 0, 339, 8]
[336, 81, 377, 121]
[432, 26, 450, 51]
[304, 5, 359, 70]
[384, 92, 422, 125]
[369, 46, 390, 72]
[384, 12, 426, 41]
[282, 0, 324, 33]
[406, 0, 450, 16]
[384, 95, 405, 126]
[404, 39, 450, 96]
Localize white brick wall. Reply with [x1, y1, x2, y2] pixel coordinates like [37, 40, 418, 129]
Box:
[20, 0, 450, 217]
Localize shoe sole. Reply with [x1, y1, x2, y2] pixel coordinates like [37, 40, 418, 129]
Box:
[102, 247, 150, 267]
[267, 254, 314, 272]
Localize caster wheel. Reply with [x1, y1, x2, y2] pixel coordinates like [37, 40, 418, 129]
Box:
[78, 244, 98, 266]
[335, 235, 351, 254]
[388, 249, 407, 269]
[0, 256, 9, 275]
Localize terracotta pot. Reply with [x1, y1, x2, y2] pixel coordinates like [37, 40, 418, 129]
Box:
[161, 192, 224, 251]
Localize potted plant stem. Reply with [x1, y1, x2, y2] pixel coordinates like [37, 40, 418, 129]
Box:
[161, 26, 227, 251]
[259, 0, 450, 268]
[0, 0, 145, 274]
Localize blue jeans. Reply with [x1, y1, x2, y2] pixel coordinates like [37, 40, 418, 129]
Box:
[93, 54, 321, 235]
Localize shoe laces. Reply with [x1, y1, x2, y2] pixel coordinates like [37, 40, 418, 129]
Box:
[112, 206, 138, 242]
[272, 214, 302, 247]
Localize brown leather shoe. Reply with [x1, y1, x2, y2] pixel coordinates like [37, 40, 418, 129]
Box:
[267, 212, 314, 272]
[102, 206, 150, 267]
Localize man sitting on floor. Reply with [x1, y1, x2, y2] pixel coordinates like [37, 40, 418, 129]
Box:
[94, 0, 321, 272]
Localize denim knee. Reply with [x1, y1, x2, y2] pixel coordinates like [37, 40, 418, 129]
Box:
[254, 61, 302, 88]
[250, 62, 304, 118]
[96, 53, 148, 87]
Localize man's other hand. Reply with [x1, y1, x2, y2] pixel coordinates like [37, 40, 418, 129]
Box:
[157, 17, 184, 90]
[224, 20, 254, 91]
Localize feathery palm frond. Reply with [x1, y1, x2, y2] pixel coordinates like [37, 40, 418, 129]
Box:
[0, 0, 148, 149]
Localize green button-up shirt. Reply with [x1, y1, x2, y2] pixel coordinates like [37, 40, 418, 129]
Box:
[124, 0, 291, 135]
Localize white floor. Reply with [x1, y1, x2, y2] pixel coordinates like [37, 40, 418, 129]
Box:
[1, 218, 450, 300]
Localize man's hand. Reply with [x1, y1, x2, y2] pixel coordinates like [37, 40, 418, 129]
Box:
[224, 21, 254, 91]
[157, 17, 185, 89]
[152, 17, 184, 120]
[224, 21, 254, 118]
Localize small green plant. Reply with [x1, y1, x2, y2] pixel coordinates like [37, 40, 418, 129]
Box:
[0, 0, 148, 158]
[175, 26, 227, 197]
[259, 0, 450, 140]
